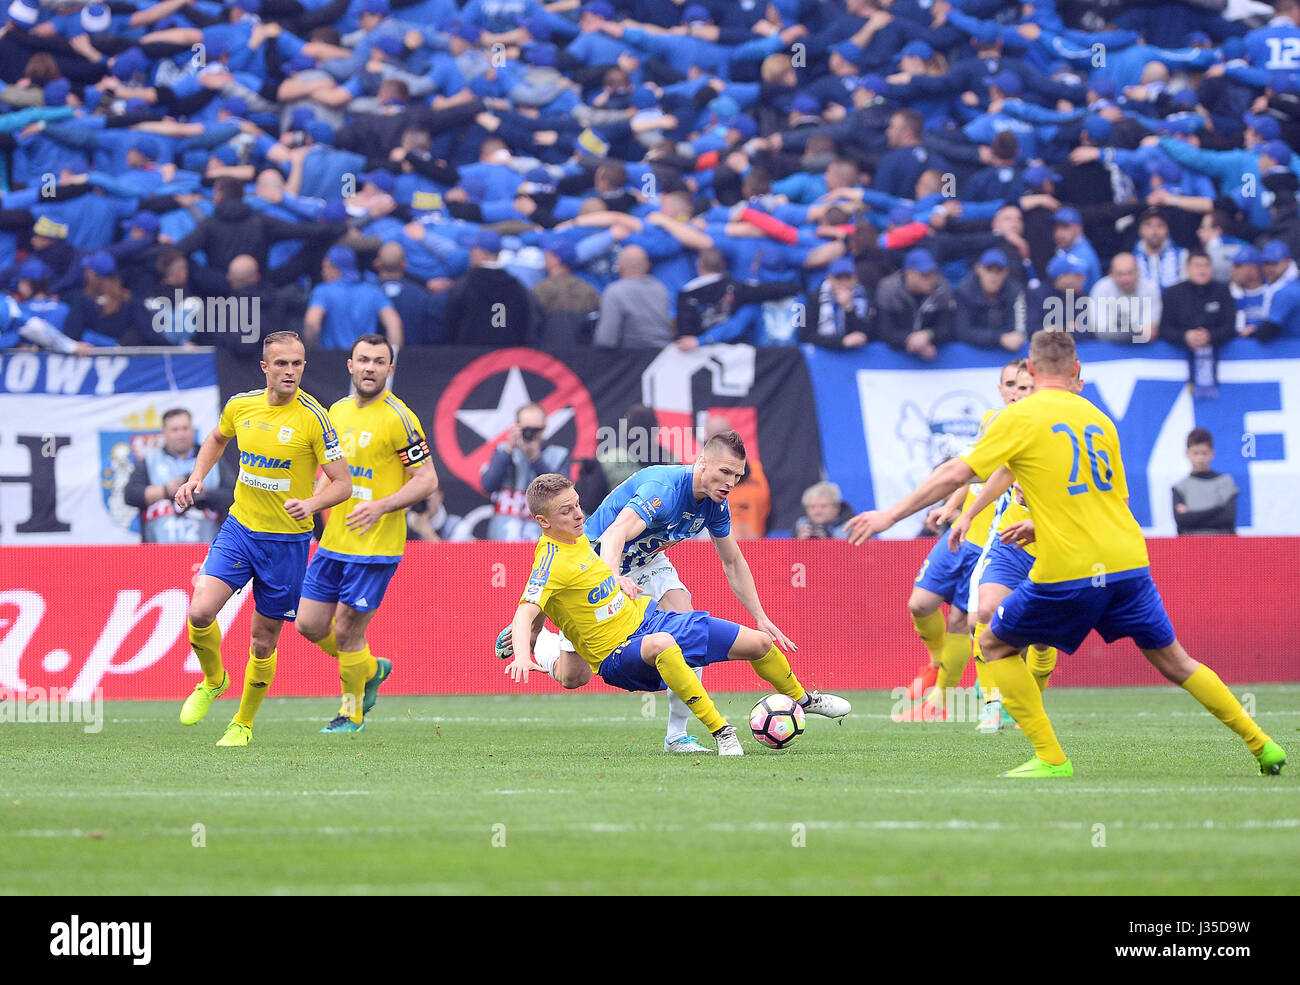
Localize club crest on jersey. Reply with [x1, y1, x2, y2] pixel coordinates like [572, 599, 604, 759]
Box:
[278, 425, 294, 443]
[689, 518, 704, 532]
[359, 430, 373, 448]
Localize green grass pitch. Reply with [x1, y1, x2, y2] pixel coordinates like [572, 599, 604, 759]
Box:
[3, 686, 1297, 895]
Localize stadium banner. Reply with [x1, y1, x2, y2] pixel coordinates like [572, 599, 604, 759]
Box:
[217, 344, 823, 530]
[2, 537, 1294, 702]
[805, 338, 1300, 538]
[0, 351, 220, 544]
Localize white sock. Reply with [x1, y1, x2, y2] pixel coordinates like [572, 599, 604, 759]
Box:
[534, 628, 562, 677]
[665, 666, 704, 742]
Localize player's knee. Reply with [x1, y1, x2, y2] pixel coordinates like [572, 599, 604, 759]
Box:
[976, 604, 997, 627]
[643, 633, 677, 662]
[906, 596, 932, 620]
[945, 608, 968, 633]
[249, 625, 278, 655]
[295, 616, 327, 642]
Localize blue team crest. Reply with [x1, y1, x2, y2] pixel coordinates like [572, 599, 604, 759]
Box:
[689, 517, 704, 533]
[100, 426, 159, 534]
[897, 390, 992, 467]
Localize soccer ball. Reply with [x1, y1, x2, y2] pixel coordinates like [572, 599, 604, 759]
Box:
[749, 694, 806, 749]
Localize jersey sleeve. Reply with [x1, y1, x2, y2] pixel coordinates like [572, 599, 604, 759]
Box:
[520, 543, 561, 607]
[625, 480, 674, 527]
[707, 499, 732, 537]
[961, 405, 1028, 480]
[218, 397, 238, 438]
[308, 404, 344, 464]
[389, 400, 431, 468]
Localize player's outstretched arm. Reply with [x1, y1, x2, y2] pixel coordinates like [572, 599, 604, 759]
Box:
[847, 457, 979, 546]
[599, 506, 648, 599]
[712, 531, 796, 651]
[947, 464, 1015, 551]
[505, 602, 547, 683]
[174, 428, 230, 510]
[287, 457, 352, 521]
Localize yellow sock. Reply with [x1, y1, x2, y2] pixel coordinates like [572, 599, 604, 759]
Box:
[188, 618, 225, 686]
[655, 644, 725, 733]
[751, 644, 806, 703]
[928, 632, 972, 706]
[1027, 645, 1057, 692]
[1181, 664, 1270, 755]
[233, 649, 276, 728]
[337, 645, 379, 722]
[972, 626, 998, 701]
[983, 655, 1067, 765]
[911, 609, 945, 666]
[317, 629, 340, 659]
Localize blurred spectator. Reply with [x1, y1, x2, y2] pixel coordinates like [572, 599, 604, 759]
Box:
[305, 245, 403, 349]
[952, 249, 1027, 351]
[1160, 251, 1236, 399]
[63, 252, 153, 347]
[407, 488, 457, 542]
[1229, 247, 1268, 339]
[598, 402, 677, 492]
[1259, 240, 1300, 338]
[593, 244, 672, 348]
[124, 408, 232, 543]
[532, 239, 600, 345]
[1051, 207, 1102, 292]
[1030, 254, 1089, 334]
[803, 256, 870, 350]
[1172, 428, 1237, 535]
[793, 481, 854, 539]
[481, 402, 571, 541]
[374, 243, 442, 345]
[875, 249, 955, 360]
[1134, 209, 1188, 291]
[705, 415, 768, 539]
[1089, 252, 1161, 344]
[445, 230, 539, 345]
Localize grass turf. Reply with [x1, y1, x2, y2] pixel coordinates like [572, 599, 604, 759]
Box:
[2, 685, 1297, 895]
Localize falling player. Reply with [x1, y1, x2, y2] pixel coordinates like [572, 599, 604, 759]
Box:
[847, 330, 1286, 777]
[296, 335, 439, 732]
[496, 429, 797, 754]
[504, 473, 850, 756]
[175, 331, 351, 746]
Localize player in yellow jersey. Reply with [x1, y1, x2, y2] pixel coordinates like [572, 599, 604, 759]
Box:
[296, 335, 439, 733]
[504, 474, 851, 756]
[174, 332, 353, 747]
[894, 360, 1032, 721]
[847, 330, 1286, 778]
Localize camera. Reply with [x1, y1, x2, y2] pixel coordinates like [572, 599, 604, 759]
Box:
[520, 426, 542, 441]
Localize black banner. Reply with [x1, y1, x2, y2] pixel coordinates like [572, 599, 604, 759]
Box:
[216, 344, 824, 533]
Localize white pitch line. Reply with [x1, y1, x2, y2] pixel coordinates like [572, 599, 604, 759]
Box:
[0, 789, 371, 799]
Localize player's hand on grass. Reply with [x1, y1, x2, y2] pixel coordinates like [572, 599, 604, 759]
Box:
[757, 617, 796, 652]
[1000, 519, 1035, 547]
[845, 510, 890, 545]
[174, 479, 203, 510]
[616, 576, 641, 599]
[284, 498, 311, 521]
[505, 652, 545, 683]
[345, 500, 385, 534]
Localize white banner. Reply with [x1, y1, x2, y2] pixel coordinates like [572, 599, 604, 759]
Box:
[0, 352, 220, 544]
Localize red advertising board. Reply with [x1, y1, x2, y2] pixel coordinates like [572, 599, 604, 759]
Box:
[1, 538, 1294, 700]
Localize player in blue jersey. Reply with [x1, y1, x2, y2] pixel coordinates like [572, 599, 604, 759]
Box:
[496, 429, 798, 754]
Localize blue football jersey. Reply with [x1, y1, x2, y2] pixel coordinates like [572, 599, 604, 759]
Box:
[1246, 20, 1300, 71]
[584, 464, 732, 574]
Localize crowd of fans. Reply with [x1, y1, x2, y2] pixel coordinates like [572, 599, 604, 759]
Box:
[0, 0, 1297, 365]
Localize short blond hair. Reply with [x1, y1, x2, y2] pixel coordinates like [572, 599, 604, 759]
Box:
[1029, 330, 1076, 376]
[526, 473, 573, 517]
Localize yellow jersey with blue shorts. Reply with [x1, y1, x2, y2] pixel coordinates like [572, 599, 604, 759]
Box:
[201, 386, 343, 621]
[961, 388, 1174, 653]
[301, 391, 430, 613]
[522, 534, 739, 691]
